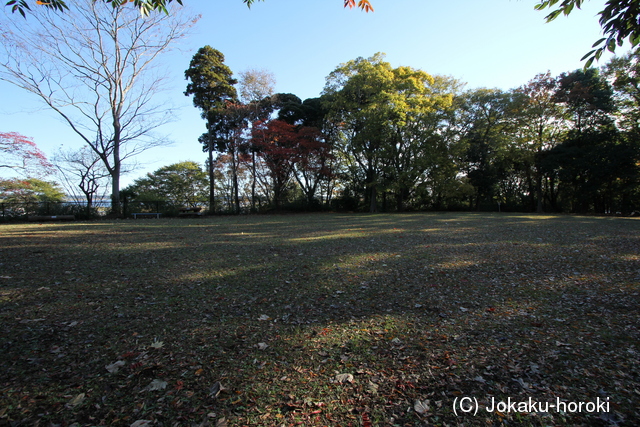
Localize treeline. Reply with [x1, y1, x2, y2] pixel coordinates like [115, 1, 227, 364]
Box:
[125, 50, 640, 214]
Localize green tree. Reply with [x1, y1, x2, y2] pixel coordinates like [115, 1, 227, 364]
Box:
[323, 54, 396, 212]
[603, 52, 640, 211]
[205, 102, 251, 214]
[124, 161, 208, 208]
[184, 45, 238, 211]
[0, 178, 65, 203]
[456, 88, 520, 210]
[324, 53, 455, 212]
[545, 127, 639, 213]
[514, 72, 567, 212]
[545, 68, 629, 213]
[381, 71, 457, 211]
[605, 51, 640, 134]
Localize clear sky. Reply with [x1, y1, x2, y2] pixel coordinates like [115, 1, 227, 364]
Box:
[0, 0, 623, 188]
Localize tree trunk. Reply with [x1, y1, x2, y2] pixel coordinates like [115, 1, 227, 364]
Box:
[369, 185, 377, 213]
[251, 150, 256, 212]
[208, 144, 215, 213]
[111, 153, 121, 215]
[535, 169, 544, 213]
[231, 145, 240, 214]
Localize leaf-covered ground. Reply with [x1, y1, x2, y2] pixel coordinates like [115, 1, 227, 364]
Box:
[0, 213, 639, 426]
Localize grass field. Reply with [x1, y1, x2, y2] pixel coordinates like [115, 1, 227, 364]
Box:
[1, 213, 639, 426]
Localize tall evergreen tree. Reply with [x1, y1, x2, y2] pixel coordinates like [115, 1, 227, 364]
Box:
[184, 46, 238, 211]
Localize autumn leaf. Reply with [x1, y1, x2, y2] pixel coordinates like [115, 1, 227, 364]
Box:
[343, 0, 373, 12]
[210, 381, 225, 398]
[414, 399, 430, 414]
[146, 379, 167, 391]
[149, 339, 164, 349]
[65, 393, 85, 409]
[366, 381, 379, 395]
[106, 360, 126, 373]
[334, 373, 354, 383]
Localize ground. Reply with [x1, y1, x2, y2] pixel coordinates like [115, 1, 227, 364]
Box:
[0, 213, 638, 426]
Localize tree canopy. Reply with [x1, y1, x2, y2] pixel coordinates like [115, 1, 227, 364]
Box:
[0, 177, 65, 204]
[0, 132, 53, 177]
[123, 161, 208, 207]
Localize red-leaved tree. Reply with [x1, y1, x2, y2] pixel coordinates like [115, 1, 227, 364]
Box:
[290, 126, 334, 204]
[0, 132, 53, 177]
[252, 120, 299, 209]
[251, 120, 332, 209]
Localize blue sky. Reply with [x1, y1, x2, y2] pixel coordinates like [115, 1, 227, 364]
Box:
[0, 0, 621, 187]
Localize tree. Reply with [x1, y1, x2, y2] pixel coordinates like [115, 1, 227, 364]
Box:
[0, 177, 65, 203]
[323, 54, 397, 212]
[324, 53, 456, 212]
[553, 68, 615, 132]
[124, 161, 208, 208]
[238, 68, 276, 105]
[514, 72, 566, 212]
[605, 51, 640, 134]
[0, 0, 194, 214]
[251, 119, 302, 210]
[546, 68, 622, 212]
[53, 145, 111, 213]
[206, 102, 250, 213]
[0, 132, 53, 177]
[184, 45, 238, 212]
[238, 68, 276, 211]
[6, 0, 374, 16]
[211, 153, 251, 212]
[380, 71, 457, 211]
[535, 0, 640, 67]
[457, 88, 520, 210]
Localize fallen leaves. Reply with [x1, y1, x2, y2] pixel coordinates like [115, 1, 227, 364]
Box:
[65, 393, 85, 409]
[0, 214, 638, 426]
[146, 379, 168, 391]
[334, 373, 354, 384]
[149, 339, 164, 349]
[209, 381, 224, 398]
[105, 360, 126, 373]
[414, 399, 430, 414]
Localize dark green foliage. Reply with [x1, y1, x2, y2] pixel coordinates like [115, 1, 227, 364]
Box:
[546, 128, 640, 213]
[184, 46, 238, 118]
[123, 161, 208, 209]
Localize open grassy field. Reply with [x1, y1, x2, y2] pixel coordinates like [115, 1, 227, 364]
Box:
[1, 213, 639, 426]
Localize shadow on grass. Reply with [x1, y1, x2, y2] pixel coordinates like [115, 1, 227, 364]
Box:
[1, 213, 639, 426]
